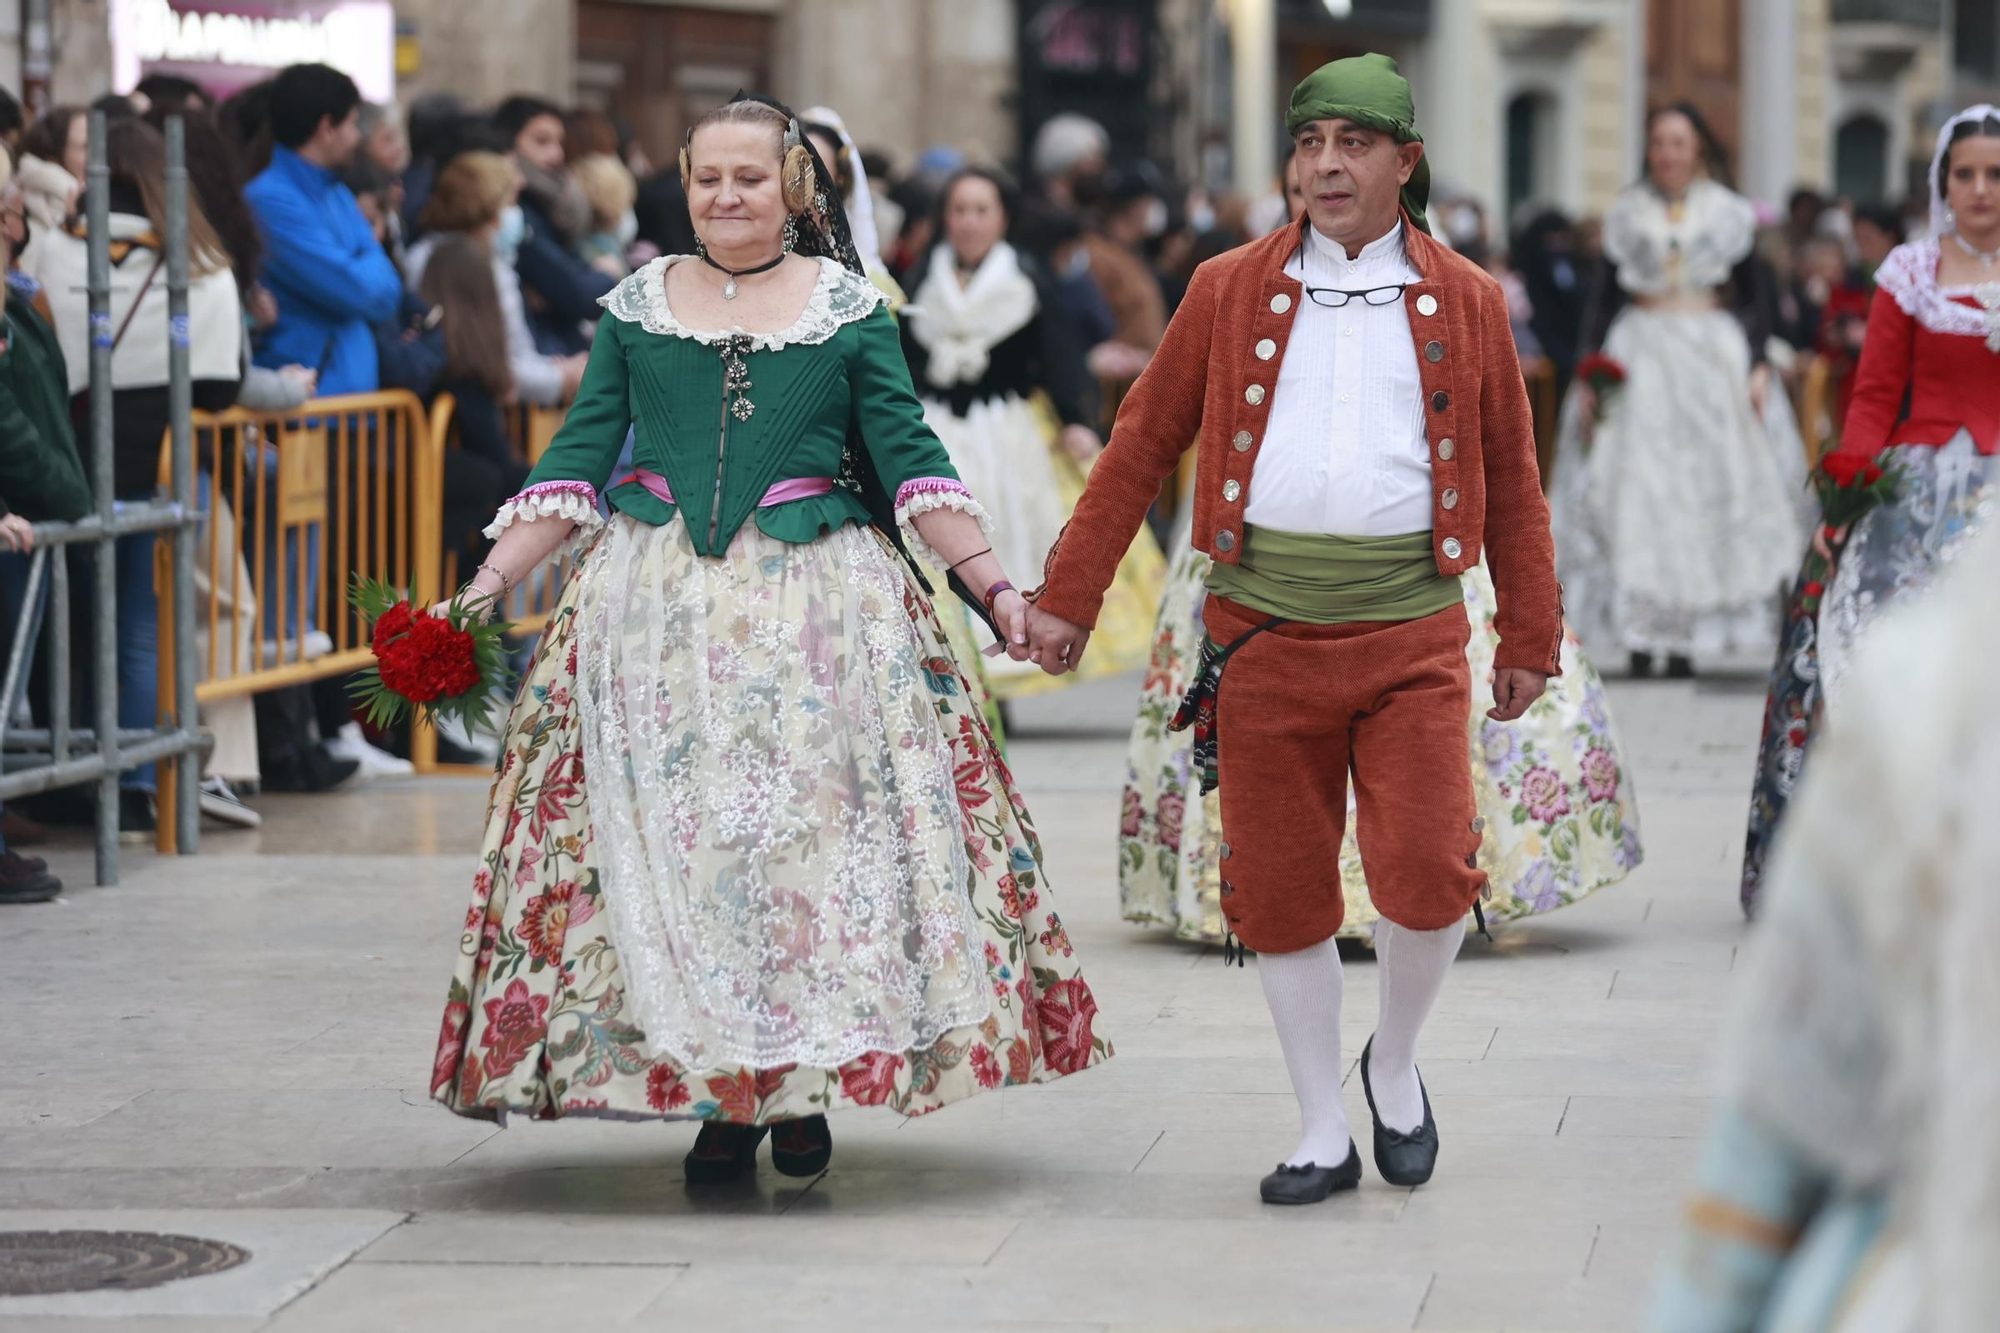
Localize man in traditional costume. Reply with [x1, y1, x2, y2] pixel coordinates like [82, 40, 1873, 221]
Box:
[1021, 56, 1563, 1203]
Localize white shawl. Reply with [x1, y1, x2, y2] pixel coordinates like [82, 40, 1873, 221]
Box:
[905, 241, 1039, 390]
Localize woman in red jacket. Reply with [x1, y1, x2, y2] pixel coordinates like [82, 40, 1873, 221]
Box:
[1743, 104, 2000, 914]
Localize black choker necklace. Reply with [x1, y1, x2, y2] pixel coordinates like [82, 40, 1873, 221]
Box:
[701, 251, 785, 300]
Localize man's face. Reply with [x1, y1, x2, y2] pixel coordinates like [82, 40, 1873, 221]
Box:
[516, 114, 566, 173]
[323, 106, 364, 167]
[1292, 118, 1420, 248]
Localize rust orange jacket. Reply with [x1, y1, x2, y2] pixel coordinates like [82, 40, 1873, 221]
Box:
[1034, 213, 1565, 677]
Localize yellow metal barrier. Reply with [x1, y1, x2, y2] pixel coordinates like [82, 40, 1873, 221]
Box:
[156, 390, 444, 813]
[415, 395, 570, 773]
[1522, 356, 1560, 492]
[1796, 355, 1838, 468]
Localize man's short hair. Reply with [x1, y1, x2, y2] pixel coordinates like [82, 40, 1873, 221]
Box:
[269, 63, 361, 151]
[136, 73, 210, 113]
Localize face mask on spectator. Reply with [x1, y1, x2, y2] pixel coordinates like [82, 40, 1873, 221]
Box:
[495, 204, 526, 263]
[615, 209, 639, 249]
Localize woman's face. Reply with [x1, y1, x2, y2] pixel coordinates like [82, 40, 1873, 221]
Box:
[687, 122, 787, 257]
[515, 114, 566, 173]
[1647, 111, 1701, 197]
[1944, 134, 2000, 240]
[63, 115, 89, 182]
[369, 118, 410, 175]
[944, 175, 1005, 267]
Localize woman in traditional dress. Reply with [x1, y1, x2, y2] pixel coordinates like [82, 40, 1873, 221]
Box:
[429, 95, 1110, 1181]
[1122, 508, 1643, 945]
[1652, 525, 2000, 1333]
[1549, 103, 1807, 678]
[901, 167, 1163, 694]
[1740, 106, 2000, 915]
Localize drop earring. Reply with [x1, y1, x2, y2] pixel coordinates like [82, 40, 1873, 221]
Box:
[783, 215, 799, 254]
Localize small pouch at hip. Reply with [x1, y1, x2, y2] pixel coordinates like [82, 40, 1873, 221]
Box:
[1167, 616, 1283, 796]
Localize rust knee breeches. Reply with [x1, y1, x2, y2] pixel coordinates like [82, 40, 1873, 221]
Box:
[1207, 594, 1484, 954]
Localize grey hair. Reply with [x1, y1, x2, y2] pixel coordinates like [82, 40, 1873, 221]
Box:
[688, 98, 800, 153]
[1031, 113, 1109, 181]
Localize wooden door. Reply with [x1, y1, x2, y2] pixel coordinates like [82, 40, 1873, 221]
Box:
[574, 3, 775, 171]
[1646, 0, 1742, 175]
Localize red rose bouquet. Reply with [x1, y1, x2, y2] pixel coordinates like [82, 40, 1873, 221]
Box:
[1798, 450, 1903, 614]
[1575, 352, 1626, 429]
[347, 576, 514, 731]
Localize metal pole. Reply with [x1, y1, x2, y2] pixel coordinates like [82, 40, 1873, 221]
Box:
[165, 116, 200, 855]
[85, 110, 120, 885]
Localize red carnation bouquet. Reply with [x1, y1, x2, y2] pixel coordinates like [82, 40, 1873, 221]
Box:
[346, 576, 514, 732]
[1798, 450, 1902, 614]
[1575, 352, 1626, 430]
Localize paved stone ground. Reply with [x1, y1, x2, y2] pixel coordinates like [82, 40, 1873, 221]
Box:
[0, 670, 1767, 1332]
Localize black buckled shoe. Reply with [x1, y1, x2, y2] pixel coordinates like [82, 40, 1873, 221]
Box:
[1259, 1141, 1362, 1205]
[1360, 1038, 1439, 1187]
[683, 1121, 769, 1184]
[770, 1114, 833, 1178]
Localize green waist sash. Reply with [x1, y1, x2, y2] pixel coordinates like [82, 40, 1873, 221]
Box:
[1204, 527, 1460, 624]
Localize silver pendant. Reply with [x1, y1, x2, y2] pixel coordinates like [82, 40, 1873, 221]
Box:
[722, 277, 739, 300]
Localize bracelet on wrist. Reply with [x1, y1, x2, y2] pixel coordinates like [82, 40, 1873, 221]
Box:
[983, 579, 1015, 614]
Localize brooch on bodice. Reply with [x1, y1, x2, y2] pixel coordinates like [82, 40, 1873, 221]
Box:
[722, 334, 755, 421]
[1975, 283, 2000, 353]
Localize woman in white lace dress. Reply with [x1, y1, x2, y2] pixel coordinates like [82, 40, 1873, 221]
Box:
[1550, 104, 1807, 676]
[900, 167, 1163, 693]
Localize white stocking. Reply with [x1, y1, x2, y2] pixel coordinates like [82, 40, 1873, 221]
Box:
[1257, 936, 1352, 1169]
[1371, 917, 1465, 1133]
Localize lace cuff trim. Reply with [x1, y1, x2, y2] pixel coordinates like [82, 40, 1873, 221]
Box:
[599, 255, 885, 350]
[894, 479, 994, 569]
[483, 482, 604, 541]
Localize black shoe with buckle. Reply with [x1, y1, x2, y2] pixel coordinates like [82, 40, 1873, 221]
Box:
[683, 1121, 770, 1184]
[770, 1113, 833, 1178]
[1360, 1038, 1439, 1187]
[1259, 1140, 1363, 1205]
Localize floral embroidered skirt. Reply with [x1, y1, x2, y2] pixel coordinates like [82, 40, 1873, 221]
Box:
[432, 515, 1110, 1124]
[1740, 431, 1995, 915]
[921, 392, 1164, 697]
[1120, 532, 1644, 945]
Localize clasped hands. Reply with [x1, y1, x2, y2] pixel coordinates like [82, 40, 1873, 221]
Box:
[998, 602, 1092, 677]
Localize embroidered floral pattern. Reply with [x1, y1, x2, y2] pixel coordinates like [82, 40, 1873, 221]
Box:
[433, 518, 1111, 1124]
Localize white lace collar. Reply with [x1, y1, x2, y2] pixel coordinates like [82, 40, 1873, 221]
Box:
[598, 255, 884, 351]
[1876, 238, 2000, 348]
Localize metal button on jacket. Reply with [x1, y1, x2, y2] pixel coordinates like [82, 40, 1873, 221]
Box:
[1431, 390, 1450, 412]
[1442, 487, 1460, 510]
[1442, 536, 1463, 559]
[1270, 293, 1292, 314]
[1425, 340, 1445, 363]
[1245, 384, 1266, 406]
[1416, 293, 1438, 316]
[1254, 338, 1277, 361]
[1222, 479, 1241, 502]
[1215, 529, 1237, 552]
[1437, 437, 1455, 461]
[1232, 430, 1253, 452]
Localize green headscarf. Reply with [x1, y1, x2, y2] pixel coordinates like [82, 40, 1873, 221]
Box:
[1285, 53, 1432, 236]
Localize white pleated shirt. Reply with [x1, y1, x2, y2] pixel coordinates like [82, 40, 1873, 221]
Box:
[1242, 221, 1432, 537]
